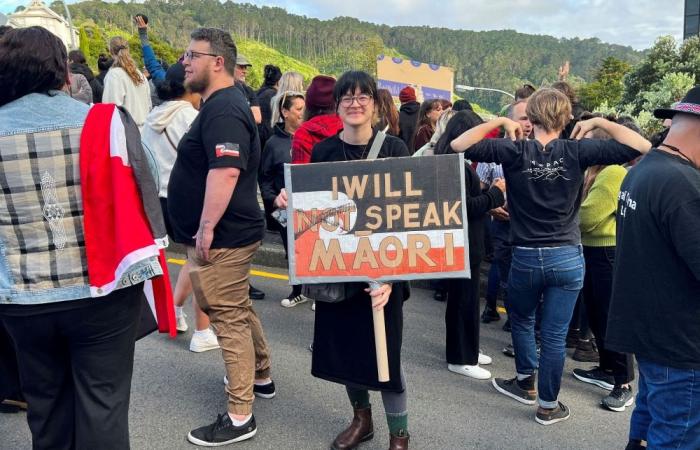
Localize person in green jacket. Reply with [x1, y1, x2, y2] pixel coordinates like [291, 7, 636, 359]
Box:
[572, 119, 636, 413]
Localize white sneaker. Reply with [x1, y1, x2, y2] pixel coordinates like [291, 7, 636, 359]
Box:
[176, 313, 188, 333]
[189, 329, 220, 353]
[311, 301, 316, 311]
[478, 353, 493, 365]
[448, 364, 492, 380]
[281, 294, 311, 308]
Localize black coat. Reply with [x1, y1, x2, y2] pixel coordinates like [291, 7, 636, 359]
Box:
[398, 101, 420, 152]
[259, 124, 291, 206]
[464, 162, 505, 263]
[256, 85, 277, 146]
[309, 133, 411, 392]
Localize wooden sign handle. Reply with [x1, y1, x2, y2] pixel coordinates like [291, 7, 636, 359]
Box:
[372, 307, 390, 382]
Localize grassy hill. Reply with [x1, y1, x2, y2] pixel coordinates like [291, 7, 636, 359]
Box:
[63, 0, 643, 111]
[75, 21, 319, 88]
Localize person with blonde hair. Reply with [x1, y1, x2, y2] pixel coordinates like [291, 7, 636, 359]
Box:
[103, 36, 152, 127]
[270, 71, 304, 128]
[449, 87, 651, 425]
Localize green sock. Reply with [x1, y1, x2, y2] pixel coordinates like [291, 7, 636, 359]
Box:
[386, 412, 408, 436]
[346, 389, 370, 409]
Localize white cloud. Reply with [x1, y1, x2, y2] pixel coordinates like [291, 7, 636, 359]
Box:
[248, 0, 684, 50]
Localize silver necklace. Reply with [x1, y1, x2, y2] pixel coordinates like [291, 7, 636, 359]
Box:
[340, 131, 371, 161]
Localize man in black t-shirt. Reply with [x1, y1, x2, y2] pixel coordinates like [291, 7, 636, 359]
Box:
[168, 28, 272, 446]
[607, 90, 700, 450]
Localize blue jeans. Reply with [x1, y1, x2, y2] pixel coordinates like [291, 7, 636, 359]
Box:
[508, 245, 584, 408]
[630, 358, 700, 449]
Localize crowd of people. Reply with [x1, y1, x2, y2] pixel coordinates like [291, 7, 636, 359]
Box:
[0, 19, 698, 450]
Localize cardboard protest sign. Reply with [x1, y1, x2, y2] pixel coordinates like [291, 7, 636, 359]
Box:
[285, 154, 470, 284]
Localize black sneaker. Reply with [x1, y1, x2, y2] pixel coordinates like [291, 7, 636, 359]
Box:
[188, 414, 257, 446]
[433, 289, 446, 302]
[535, 402, 570, 425]
[492, 376, 536, 405]
[502, 319, 511, 332]
[625, 439, 646, 450]
[249, 285, 265, 300]
[253, 381, 276, 399]
[573, 367, 614, 390]
[602, 385, 634, 412]
[502, 344, 515, 358]
[481, 306, 501, 323]
[565, 329, 579, 348]
[572, 339, 599, 363]
[223, 377, 276, 399]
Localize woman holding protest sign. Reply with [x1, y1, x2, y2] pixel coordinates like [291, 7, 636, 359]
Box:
[308, 70, 411, 450]
[434, 111, 506, 381]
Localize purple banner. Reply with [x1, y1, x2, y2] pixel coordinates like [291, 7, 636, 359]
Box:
[377, 79, 451, 101]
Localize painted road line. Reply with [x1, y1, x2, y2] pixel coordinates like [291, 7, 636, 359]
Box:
[167, 258, 290, 281]
[167, 259, 508, 303]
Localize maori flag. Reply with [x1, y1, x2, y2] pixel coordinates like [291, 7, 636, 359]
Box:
[285, 154, 471, 284]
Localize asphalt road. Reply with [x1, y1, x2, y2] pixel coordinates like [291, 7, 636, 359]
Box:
[0, 261, 634, 450]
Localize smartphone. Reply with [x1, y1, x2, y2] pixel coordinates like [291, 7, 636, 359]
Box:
[271, 208, 287, 228]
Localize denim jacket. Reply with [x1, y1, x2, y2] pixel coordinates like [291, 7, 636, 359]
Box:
[0, 91, 161, 305]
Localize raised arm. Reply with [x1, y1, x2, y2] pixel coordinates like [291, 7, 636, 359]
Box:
[135, 16, 166, 82]
[571, 117, 651, 154]
[450, 117, 522, 153]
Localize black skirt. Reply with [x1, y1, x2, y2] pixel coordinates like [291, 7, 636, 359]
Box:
[311, 282, 410, 392]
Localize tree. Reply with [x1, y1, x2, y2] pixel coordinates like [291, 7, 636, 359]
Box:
[578, 56, 631, 111]
[620, 36, 700, 114]
[641, 72, 695, 112]
[78, 27, 91, 62]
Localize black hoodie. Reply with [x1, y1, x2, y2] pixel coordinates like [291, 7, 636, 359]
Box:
[259, 124, 292, 207]
[399, 101, 420, 152]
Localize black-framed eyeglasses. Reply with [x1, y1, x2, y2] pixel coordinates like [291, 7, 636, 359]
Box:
[339, 94, 372, 107]
[183, 50, 220, 60]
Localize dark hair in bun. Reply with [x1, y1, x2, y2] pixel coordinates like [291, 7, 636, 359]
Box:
[262, 64, 282, 87]
[156, 62, 186, 101]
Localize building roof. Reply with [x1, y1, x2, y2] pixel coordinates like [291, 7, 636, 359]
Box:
[9, 0, 70, 27]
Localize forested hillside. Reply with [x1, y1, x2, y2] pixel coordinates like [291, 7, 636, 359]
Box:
[59, 0, 642, 110]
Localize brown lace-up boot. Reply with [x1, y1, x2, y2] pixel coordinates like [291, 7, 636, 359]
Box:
[330, 406, 374, 450]
[389, 431, 409, 450]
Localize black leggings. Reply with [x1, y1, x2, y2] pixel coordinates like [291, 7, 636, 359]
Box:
[582, 246, 635, 385]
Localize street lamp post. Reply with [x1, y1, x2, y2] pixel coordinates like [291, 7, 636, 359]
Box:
[455, 84, 515, 99]
[62, 1, 76, 50]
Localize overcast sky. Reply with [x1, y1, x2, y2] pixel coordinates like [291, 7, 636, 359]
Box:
[0, 0, 685, 50]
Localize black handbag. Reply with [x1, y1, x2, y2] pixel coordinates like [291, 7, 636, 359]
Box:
[302, 131, 386, 303]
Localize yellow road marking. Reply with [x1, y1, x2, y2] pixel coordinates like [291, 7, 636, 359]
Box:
[251, 269, 289, 280]
[166, 258, 290, 281]
[167, 259, 507, 302]
[167, 258, 186, 265]
[497, 306, 507, 314]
